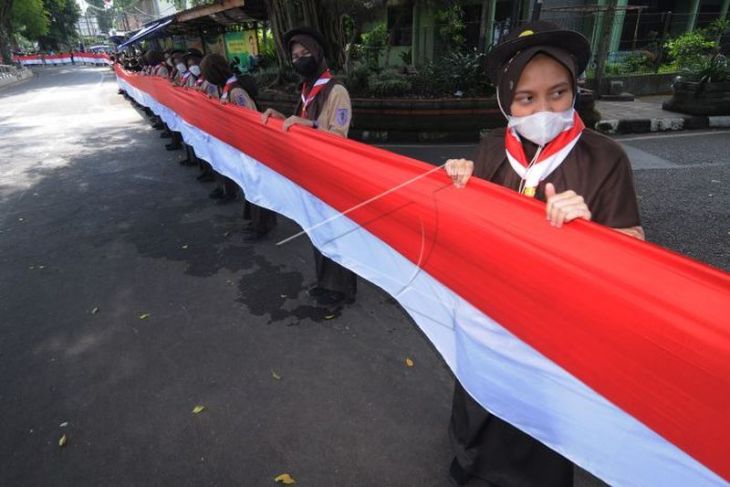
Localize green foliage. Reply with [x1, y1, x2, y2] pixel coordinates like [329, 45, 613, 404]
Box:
[11, 0, 49, 39]
[37, 0, 81, 50]
[434, 3, 465, 51]
[665, 20, 730, 81]
[689, 54, 730, 83]
[361, 22, 388, 70]
[411, 49, 492, 98]
[622, 51, 655, 73]
[665, 31, 716, 70]
[343, 63, 371, 95]
[366, 70, 412, 97]
[665, 20, 728, 69]
[703, 19, 730, 40]
[86, 0, 113, 35]
[399, 48, 412, 65]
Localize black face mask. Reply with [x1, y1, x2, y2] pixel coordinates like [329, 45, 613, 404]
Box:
[293, 56, 318, 79]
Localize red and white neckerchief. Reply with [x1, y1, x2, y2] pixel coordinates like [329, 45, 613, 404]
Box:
[181, 70, 192, 83]
[195, 75, 205, 86]
[219, 75, 238, 101]
[299, 70, 333, 118]
[504, 111, 585, 197]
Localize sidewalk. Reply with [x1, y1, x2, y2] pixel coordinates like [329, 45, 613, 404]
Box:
[0, 66, 34, 90]
[595, 95, 730, 134]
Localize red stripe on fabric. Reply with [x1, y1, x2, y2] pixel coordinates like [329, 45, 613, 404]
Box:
[116, 67, 730, 480]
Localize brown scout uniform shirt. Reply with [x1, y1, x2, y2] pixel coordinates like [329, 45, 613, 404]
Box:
[472, 128, 641, 229]
[295, 81, 352, 138]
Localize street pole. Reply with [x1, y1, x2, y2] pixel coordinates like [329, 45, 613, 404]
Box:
[594, 0, 618, 98]
[531, 0, 543, 21]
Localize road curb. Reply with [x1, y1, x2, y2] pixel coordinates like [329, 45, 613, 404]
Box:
[0, 69, 34, 91]
[596, 115, 730, 134]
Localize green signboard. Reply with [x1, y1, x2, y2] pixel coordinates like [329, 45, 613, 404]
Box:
[224, 30, 258, 72]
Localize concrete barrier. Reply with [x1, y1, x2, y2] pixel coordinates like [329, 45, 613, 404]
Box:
[0, 65, 34, 90]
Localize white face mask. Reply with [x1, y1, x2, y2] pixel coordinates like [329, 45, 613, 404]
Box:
[189, 65, 200, 76]
[508, 109, 575, 146]
[176, 62, 187, 73]
[496, 86, 576, 147]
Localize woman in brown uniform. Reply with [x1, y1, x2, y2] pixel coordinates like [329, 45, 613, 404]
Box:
[177, 49, 204, 167]
[261, 28, 355, 306]
[199, 54, 278, 241]
[444, 22, 644, 487]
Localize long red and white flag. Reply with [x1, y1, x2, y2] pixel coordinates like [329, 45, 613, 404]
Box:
[114, 66, 729, 487]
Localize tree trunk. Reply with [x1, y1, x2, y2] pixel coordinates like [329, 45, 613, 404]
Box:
[264, 0, 293, 84]
[0, 0, 14, 65]
[266, 0, 346, 73]
[593, 0, 618, 98]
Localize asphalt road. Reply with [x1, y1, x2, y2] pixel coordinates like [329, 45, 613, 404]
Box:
[1, 67, 726, 487]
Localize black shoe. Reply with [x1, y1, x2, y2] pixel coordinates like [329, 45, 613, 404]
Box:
[448, 458, 471, 487]
[160, 131, 171, 139]
[165, 143, 182, 151]
[215, 193, 237, 205]
[241, 229, 266, 242]
[197, 172, 215, 182]
[308, 286, 327, 298]
[209, 187, 224, 199]
[178, 157, 195, 166]
[152, 122, 164, 130]
[316, 290, 349, 306]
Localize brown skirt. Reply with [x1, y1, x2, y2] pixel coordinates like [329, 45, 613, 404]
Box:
[313, 247, 356, 298]
[450, 381, 573, 487]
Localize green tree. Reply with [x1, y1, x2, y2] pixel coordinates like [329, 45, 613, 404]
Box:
[1, 0, 51, 63]
[13, 0, 49, 39]
[37, 0, 80, 51]
[86, 0, 113, 35]
[0, 0, 12, 63]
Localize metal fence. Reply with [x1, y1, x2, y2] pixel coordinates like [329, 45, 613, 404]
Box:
[383, 10, 727, 75]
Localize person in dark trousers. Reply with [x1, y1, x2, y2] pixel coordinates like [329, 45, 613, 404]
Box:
[199, 52, 276, 242]
[261, 27, 356, 306]
[176, 49, 204, 167]
[144, 50, 167, 131]
[199, 54, 249, 205]
[165, 49, 188, 150]
[443, 21, 645, 487]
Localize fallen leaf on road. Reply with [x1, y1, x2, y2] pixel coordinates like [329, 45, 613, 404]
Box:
[324, 314, 336, 320]
[405, 357, 414, 367]
[18, 218, 24, 222]
[91, 307, 100, 315]
[280, 294, 287, 298]
[59, 422, 68, 428]
[182, 244, 189, 249]
[272, 370, 281, 380]
[139, 313, 150, 320]
[223, 231, 231, 238]
[58, 434, 67, 447]
[38, 265, 45, 269]
[192, 405, 206, 414]
[274, 473, 296, 484]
